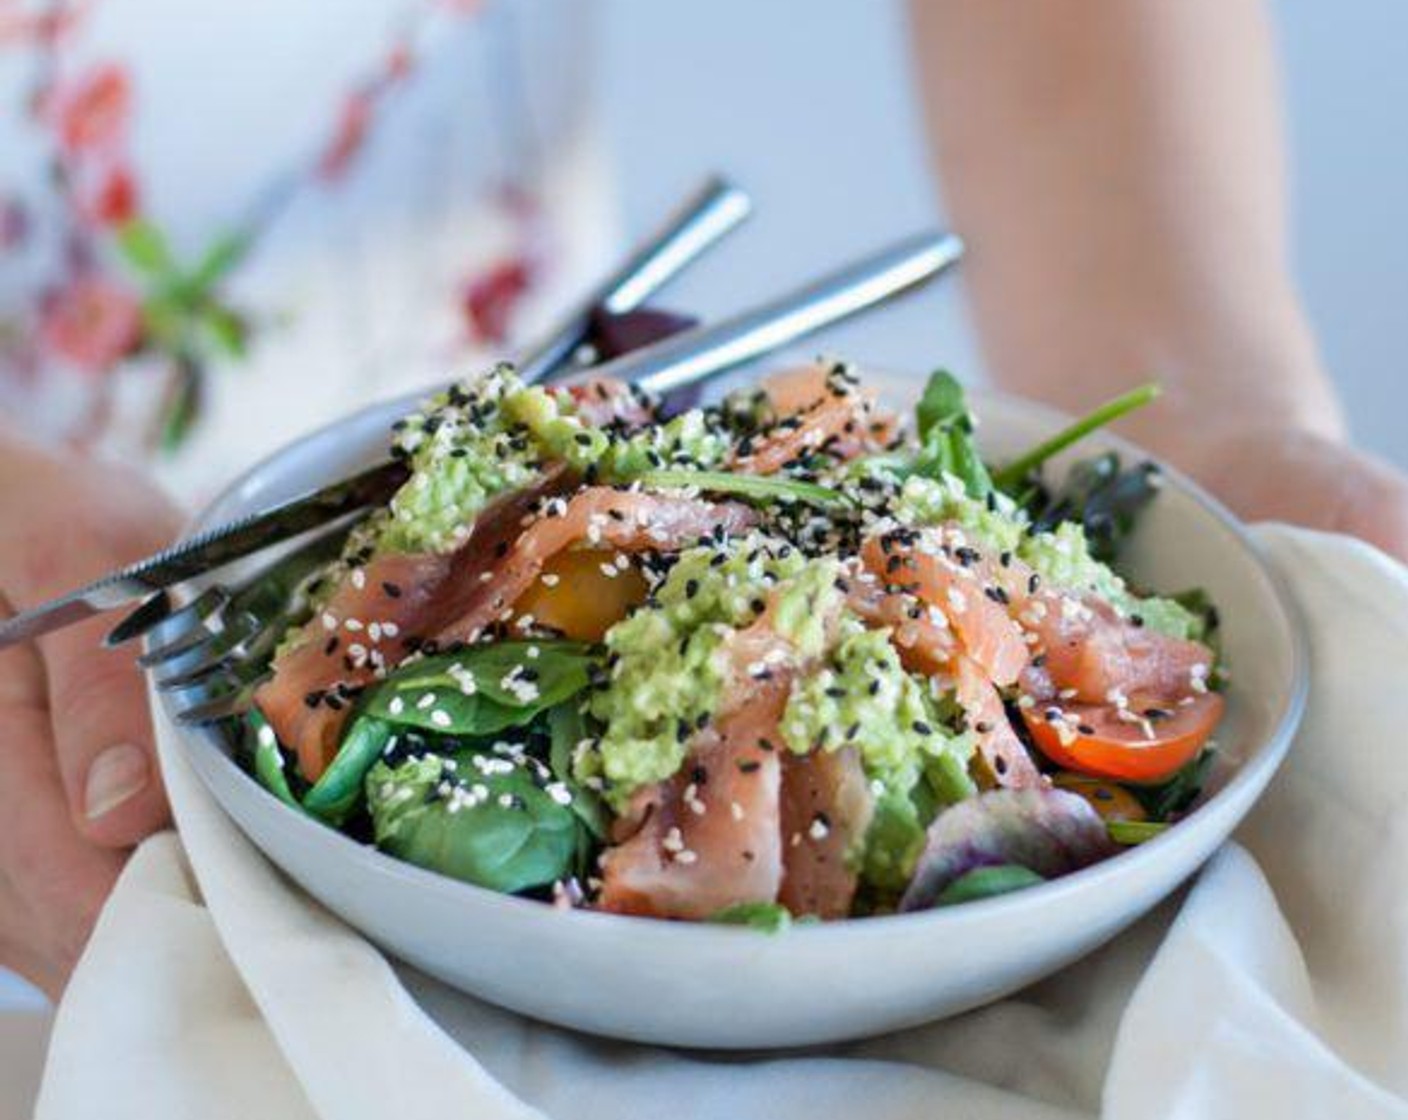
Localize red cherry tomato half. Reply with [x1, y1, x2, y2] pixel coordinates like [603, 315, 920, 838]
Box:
[1022, 692, 1224, 784]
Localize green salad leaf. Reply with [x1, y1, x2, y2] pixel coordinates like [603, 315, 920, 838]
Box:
[911, 370, 993, 499]
[1135, 748, 1217, 821]
[367, 751, 587, 894]
[1027, 452, 1162, 564]
[246, 712, 302, 811]
[360, 641, 597, 738]
[302, 716, 395, 825]
[1107, 820, 1170, 846]
[636, 469, 848, 508]
[933, 864, 1045, 906]
[710, 902, 794, 933]
[547, 703, 608, 842]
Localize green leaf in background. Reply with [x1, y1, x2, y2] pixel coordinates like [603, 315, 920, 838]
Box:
[910, 370, 993, 499]
[115, 218, 177, 277]
[361, 641, 598, 739]
[710, 902, 794, 933]
[201, 304, 248, 359]
[367, 751, 587, 894]
[189, 231, 252, 290]
[932, 864, 1045, 906]
[1107, 820, 1170, 846]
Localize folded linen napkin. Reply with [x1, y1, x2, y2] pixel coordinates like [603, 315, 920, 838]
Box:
[32, 526, 1408, 1120]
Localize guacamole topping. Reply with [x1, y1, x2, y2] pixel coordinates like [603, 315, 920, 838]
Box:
[895, 474, 1200, 640]
[378, 366, 572, 555]
[581, 533, 843, 808]
[780, 621, 972, 794]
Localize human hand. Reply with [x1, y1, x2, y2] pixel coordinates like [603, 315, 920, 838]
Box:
[0, 434, 182, 997]
[1162, 422, 1408, 564]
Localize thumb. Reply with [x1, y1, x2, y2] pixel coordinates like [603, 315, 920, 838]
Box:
[0, 441, 183, 846]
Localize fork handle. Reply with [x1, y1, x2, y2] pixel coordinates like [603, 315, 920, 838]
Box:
[596, 231, 964, 397]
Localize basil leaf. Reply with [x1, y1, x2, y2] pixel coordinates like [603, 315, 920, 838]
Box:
[637, 469, 847, 508]
[910, 370, 993, 499]
[366, 751, 586, 894]
[362, 641, 597, 738]
[933, 864, 1045, 906]
[710, 902, 793, 933]
[303, 716, 395, 824]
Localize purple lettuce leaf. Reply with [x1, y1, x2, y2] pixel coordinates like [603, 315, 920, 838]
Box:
[899, 788, 1118, 912]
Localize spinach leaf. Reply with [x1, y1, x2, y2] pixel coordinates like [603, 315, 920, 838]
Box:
[636, 469, 847, 508]
[361, 641, 597, 738]
[933, 864, 1045, 906]
[302, 716, 396, 825]
[366, 751, 587, 894]
[246, 712, 303, 811]
[911, 370, 993, 499]
[547, 703, 607, 842]
[710, 902, 794, 933]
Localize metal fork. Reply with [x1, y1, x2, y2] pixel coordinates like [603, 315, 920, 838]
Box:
[156, 227, 964, 727]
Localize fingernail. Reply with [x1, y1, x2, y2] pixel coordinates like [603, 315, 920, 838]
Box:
[84, 743, 150, 820]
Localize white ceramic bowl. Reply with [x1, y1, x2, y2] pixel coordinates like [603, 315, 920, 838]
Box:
[161, 372, 1307, 1049]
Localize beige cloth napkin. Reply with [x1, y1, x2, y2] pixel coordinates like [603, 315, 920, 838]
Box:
[33, 526, 1408, 1119]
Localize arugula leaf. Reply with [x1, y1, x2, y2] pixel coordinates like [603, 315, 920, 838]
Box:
[933, 864, 1045, 906]
[910, 370, 993, 499]
[710, 902, 794, 933]
[637, 469, 847, 508]
[991, 383, 1160, 493]
[361, 641, 597, 738]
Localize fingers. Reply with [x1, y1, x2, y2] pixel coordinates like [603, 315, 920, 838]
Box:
[0, 440, 183, 847]
[0, 675, 126, 998]
[41, 615, 175, 847]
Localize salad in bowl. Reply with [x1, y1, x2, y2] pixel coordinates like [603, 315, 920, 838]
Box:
[236, 360, 1224, 926]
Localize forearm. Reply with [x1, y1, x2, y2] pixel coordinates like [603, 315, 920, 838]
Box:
[908, 0, 1344, 452]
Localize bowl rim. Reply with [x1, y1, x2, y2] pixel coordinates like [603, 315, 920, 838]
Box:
[166, 376, 1310, 945]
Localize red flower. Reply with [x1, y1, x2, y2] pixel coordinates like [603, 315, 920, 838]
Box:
[86, 164, 139, 226]
[40, 275, 143, 373]
[385, 42, 413, 82]
[51, 63, 131, 155]
[319, 89, 374, 181]
[461, 258, 533, 345]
